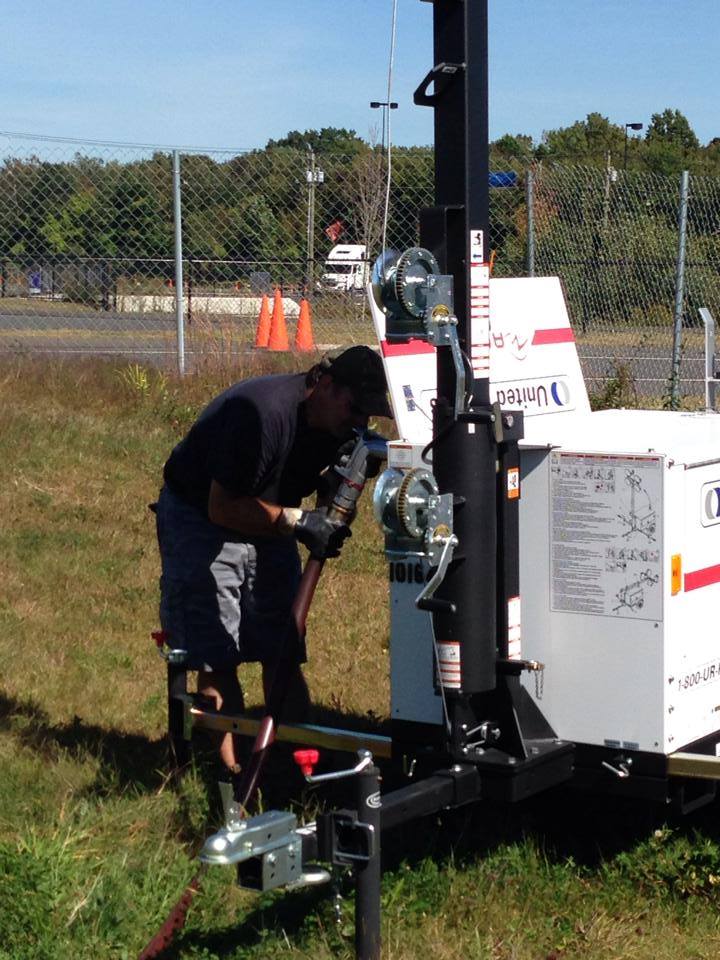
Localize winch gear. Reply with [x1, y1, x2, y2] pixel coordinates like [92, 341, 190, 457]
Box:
[394, 247, 440, 321]
[396, 468, 439, 540]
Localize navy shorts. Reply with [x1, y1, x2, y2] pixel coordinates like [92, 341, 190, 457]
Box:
[155, 485, 303, 670]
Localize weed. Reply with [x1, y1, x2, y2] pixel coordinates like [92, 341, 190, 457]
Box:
[116, 362, 152, 397]
[611, 827, 720, 900]
[590, 359, 638, 409]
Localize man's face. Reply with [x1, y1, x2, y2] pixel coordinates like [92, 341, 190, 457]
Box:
[313, 376, 369, 438]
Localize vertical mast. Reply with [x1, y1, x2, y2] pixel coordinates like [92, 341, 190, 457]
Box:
[417, 0, 497, 704]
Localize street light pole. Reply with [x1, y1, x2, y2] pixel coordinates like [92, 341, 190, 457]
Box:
[624, 121, 643, 171]
[370, 100, 398, 154]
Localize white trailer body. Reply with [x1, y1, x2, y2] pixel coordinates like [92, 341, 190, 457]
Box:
[371, 278, 720, 761]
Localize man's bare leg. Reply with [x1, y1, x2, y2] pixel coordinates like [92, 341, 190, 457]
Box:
[197, 668, 245, 771]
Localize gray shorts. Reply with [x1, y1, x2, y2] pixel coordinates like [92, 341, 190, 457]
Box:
[155, 485, 303, 670]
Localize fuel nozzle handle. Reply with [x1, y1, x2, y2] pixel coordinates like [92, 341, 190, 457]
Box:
[327, 430, 388, 523]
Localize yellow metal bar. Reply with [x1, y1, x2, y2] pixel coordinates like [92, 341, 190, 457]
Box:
[189, 706, 393, 759]
[667, 752, 720, 780]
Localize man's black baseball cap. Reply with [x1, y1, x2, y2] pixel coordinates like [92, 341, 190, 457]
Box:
[320, 345, 393, 418]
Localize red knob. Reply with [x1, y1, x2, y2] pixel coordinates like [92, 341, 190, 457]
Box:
[294, 748, 320, 777]
[151, 629, 168, 648]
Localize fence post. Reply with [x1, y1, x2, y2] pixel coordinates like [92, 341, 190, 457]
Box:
[669, 170, 690, 408]
[306, 148, 316, 294]
[172, 150, 186, 376]
[525, 168, 535, 277]
[187, 255, 193, 326]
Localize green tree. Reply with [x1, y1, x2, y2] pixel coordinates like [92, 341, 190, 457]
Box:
[646, 109, 699, 151]
[490, 134, 534, 165]
[266, 127, 365, 156]
[540, 113, 624, 165]
[642, 109, 701, 176]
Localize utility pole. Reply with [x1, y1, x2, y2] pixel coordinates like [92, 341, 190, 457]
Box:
[624, 121, 643, 171]
[369, 100, 398, 155]
[305, 149, 324, 294]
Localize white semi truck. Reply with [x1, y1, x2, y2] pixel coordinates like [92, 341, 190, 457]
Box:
[319, 244, 369, 292]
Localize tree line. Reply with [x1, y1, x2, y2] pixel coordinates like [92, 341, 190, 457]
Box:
[0, 109, 717, 311]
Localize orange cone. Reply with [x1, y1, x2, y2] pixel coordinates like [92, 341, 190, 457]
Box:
[294, 298, 315, 352]
[268, 288, 289, 351]
[254, 293, 271, 348]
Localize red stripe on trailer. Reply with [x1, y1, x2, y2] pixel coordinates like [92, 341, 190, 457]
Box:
[685, 563, 720, 592]
[532, 327, 575, 345]
[380, 339, 436, 357]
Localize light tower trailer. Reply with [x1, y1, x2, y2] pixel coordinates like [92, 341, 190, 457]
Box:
[164, 2, 720, 957]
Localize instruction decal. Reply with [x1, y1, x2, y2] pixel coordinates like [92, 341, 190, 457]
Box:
[550, 452, 663, 620]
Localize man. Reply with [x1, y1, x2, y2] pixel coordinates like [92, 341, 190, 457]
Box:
[156, 345, 391, 783]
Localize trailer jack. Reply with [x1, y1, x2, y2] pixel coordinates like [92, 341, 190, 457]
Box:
[198, 749, 383, 960]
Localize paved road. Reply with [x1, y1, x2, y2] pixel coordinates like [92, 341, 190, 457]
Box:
[579, 341, 706, 397]
[0, 309, 709, 397]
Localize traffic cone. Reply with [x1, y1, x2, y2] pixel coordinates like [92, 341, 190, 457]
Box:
[294, 298, 315, 352]
[268, 288, 289, 351]
[254, 294, 271, 348]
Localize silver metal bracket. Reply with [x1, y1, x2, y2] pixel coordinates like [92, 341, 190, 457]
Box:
[424, 274, 466, 418]
[416, 530, 458, 612]
[415, 492, 457, 614]
[423, 491, 454, 567]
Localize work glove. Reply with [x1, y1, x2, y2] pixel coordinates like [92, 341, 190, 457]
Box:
[294, 508, 351, 559]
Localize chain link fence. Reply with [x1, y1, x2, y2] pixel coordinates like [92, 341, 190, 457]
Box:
[1, 132, 718, 400]
[530, 163, 720, 399]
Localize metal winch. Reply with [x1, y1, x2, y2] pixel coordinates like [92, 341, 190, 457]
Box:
[373, 466, 457, 614]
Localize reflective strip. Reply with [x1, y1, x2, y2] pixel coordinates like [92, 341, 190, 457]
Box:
[685, 562, 720, 592]
[532, 327, 575, 345]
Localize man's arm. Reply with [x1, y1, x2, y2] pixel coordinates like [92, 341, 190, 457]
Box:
[207, 480, 349, 559]
[207, 479, 298, 536]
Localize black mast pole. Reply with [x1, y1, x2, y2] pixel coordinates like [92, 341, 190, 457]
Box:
[418, 0, 497, 741]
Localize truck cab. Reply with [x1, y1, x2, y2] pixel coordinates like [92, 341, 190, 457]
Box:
[319, 244, 368, 293]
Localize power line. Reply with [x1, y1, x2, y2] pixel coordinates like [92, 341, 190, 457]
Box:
[0, 130, 250, 155]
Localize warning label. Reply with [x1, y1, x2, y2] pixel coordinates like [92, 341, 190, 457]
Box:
[550, 452, 663, 620]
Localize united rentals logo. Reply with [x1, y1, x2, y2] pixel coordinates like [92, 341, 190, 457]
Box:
[492, 376, 574, 416]
[701, 480, 720, 527]
[492, 329, 530, 361]
[550, 380, 571, 407]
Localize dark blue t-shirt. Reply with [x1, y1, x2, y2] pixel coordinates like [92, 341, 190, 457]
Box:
[163, 373, 341, 515]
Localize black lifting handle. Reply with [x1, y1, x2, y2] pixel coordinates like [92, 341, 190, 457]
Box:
[413, 62, 465, 107]
[417, 596, 457, 615]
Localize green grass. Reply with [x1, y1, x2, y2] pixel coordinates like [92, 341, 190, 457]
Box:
[1, 356, 720, 958]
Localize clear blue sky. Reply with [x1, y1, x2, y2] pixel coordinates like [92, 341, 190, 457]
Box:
[0, 0, 717, 151]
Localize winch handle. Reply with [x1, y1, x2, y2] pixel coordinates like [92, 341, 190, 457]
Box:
[417, 596, 456, 615]
[414, 533, 458, 614]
